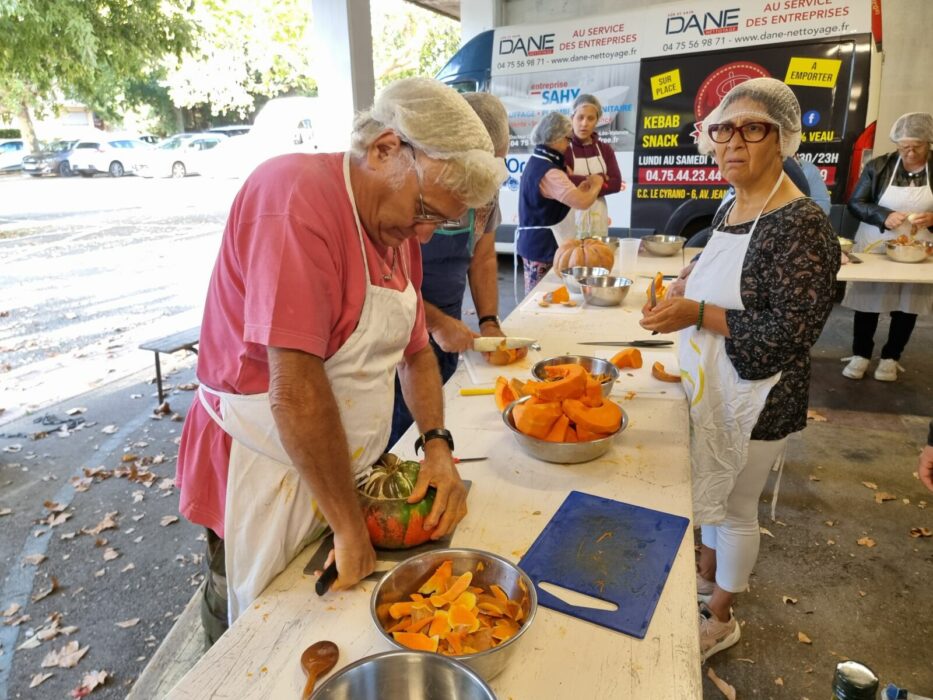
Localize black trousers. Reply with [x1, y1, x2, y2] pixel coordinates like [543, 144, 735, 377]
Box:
[201, 528, 228, 647]
[852, 310, 918, 360]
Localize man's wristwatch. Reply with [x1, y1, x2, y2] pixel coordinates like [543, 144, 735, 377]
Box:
[477, 315, 500, 328]
[414, 428, 455, 454]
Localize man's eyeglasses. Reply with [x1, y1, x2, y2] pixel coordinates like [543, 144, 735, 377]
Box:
[897, 143, 925, 154]
[404, 142, 463, 227]
[707, 122, 774, 144]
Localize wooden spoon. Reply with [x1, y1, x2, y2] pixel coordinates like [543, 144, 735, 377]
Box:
[299, 640, 339, 700]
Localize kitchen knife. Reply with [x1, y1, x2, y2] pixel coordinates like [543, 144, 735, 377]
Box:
[472, 337, 538, 352]
[578, 339, 674, 347]
[845, 252, 863, 264]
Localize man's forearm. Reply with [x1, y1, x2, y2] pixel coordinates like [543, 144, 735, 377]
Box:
[468, 233, 499, 325]
[397, 344, 445, 435]
[267, 347, 366, 535]
[422, 301, 448, 335]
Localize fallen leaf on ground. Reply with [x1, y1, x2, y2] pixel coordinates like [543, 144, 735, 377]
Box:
[0, 508, 11, 516]
[759, 527, 774, 538]
[874, 492, 897, 504]
[70, 669, 109, 697]
[154, 401, 171, 416]
[44, 501, 66, 513]
[84, 512, 118, 536]
[32, 577, 60, 602]
[857, 536, 877, 548]
[2, 444, 22, 453]
[177, 382, 198, 391]
[861, 481, 878, 490]
[824, 520, 836, 526]
[103, 548, 120, 561]
[706, 667, 736, 700]
[806, 409, 828, 422]
[774, 677, 784, 686]
[29, 672, 54, 688]
[158, 478, 175, 491]
[121, 454, 138, 463]
[100, 425, 118, 434]
[23, 554, 47, 566]
[66, 407, 87, 416]
[160, 515, 179, 527]
[797, 631, 812, 644]
[782, 596, 798, 605]
[115, 618, 139, 628]
[41, 640, 89, 668]
[909, 527, 932, 538]
[121, 563, 135, 573]
[2, 603, 21, 617]
[808, 475, 821, 481]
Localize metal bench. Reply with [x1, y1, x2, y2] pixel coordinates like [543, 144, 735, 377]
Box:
[139, 326, 201, 403]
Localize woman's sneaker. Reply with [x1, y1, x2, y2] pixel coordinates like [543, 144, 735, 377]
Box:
[698, 603, 740, 662]
[873, 359, 904, 382]
[696, 574, 714, 604]
[842, 355, 870, 379]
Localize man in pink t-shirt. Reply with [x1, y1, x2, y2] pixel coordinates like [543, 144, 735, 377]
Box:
[176, 78, 507, 642]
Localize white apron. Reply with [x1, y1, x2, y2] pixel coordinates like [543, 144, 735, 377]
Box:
[558, 145, 611, 237]
[679, 174, 784, 525]
[842, 160, 933, 315]
[198, 153, 419, 622]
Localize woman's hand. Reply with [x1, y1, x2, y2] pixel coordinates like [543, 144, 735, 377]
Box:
[639, 297, 701, 334]
[906, 212, 933, 229]
[884, 211, 909, 230]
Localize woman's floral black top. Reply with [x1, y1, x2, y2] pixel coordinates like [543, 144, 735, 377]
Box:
[711, 197, 840, 440]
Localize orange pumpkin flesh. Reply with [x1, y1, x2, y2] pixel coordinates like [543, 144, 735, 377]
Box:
[531, 364, 587, 401]
[562, 398, 622, 434]
[651, 361, 682, 383]
[645, 271, 667, 301]
[550, 285, 570, 303]
[384, 560, 529, 656]
[515, 400, 563, 439]
[610, 347, 643, 369]
[485, 346, 526, 366]
[494, 376, 517, 411]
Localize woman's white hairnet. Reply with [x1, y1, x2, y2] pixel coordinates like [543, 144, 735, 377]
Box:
[351, 77, 506, 207]
[530, 111, 572, 146]
[463, 92, 510, 157]
[571, 93, 603, 120]
[889, 112, 933, 144]
[698, 77, 802, 158]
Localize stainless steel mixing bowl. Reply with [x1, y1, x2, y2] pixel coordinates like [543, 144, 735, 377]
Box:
[579, 275, 633, 306]
[642, 234, 686, 256]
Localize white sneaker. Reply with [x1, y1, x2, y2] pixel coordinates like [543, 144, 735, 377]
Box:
[841, 355, 870, 379]
[873, 359, 904, 382]
[698, 603, 741, 662]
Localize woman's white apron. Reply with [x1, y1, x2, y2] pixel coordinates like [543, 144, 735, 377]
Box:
[842, 159, 933, 314]
[679, 174, 784, 524]
[198, 152, 418, 622]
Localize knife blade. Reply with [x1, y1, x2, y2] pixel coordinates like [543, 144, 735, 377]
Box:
[845, 252, 863, 264]
[472, 337, 538, 352]
[578, 339, 674, 347]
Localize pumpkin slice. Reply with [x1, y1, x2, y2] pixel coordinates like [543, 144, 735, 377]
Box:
[429, 610, 451, 637]
[393, 631, 439, 653]
[446, 630, 464, 655]
[581, 375, 604, 407]
[389, 601, 415, 620]
[575, 424, 612, 442]
[563, 425, 579, 442]
[508, 377, 527, 398]
[405, 613, 435, 634]
[651, 361, 682, 383]
[485, 347, 524, 366]
[549, 285, 570, 304]
[562, 398, 622, 434]
[514, 400, 564, 440]
[463, 628, 496, 652]
[494, 376, 517, 411]
[453, 590, 477, 611]
[489, 584, 509, 604]
[492, 618, 521, 641]
[645, 271, 667, 301]
[429, 571, 473, 607]
[448, 603, 481, 633]
[543, 414, 570, 442]
[610, 347, 643, 370]
[505, 599, 525, 622]
[533, 364, 587, 401]
[418, 560, 453, 594]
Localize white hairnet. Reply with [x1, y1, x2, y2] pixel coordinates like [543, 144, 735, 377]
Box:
[889, 112, 933, 144]
[698, 77, 801, 157]
[530, 111, 571, 146]
[463, 92, 510, 157]
[572, 93, 603, 120]
[351, 77, 506, 207]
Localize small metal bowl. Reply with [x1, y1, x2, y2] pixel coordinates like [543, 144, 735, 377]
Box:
[579, 275, 633, 307]
[560, 266, 610, 295]
[531, 355, 619, 397]
[503, 395, 629, 464]
[885, 240, 933, 263]
[642, 234, 686, 256]
[311, 650, 496, 700]
[371, 548, 537, 682]
[582, 235, 620, 252]
[838, 237, 854, 254]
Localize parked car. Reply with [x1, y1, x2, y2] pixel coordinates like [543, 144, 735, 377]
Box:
[70, 138, 152, 177]
[133, 133, 226, 178]
[22, 140, 78, 177]
[0, 139, 25, 173]
[207, 125, 252, 138]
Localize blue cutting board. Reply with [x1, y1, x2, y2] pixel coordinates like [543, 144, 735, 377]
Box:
[518, 490, 689, 639]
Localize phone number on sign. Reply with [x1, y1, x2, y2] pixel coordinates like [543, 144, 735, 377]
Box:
[638, 167, 726, 185]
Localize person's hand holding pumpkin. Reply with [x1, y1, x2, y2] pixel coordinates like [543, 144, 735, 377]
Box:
[639, 297, 702, 334]
[410, 440, 468, 539]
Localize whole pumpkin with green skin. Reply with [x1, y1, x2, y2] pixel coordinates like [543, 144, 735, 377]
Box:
[359, 453, 435, 549]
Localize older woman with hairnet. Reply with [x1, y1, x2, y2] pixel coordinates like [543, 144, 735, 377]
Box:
[640, 78, 839, 661]
[517, 111, 605, 293]
[175, 77, 506, 644]
[388, 93, 517, 446]
[563, 93, 625, 236]
[841, 112, 933, 382]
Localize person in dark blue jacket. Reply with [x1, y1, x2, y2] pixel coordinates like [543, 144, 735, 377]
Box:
[388, 93, 516, 448]
[517, 111, 605, 294]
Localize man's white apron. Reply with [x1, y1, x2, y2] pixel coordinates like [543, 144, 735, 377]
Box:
[198, 153, 418, 622]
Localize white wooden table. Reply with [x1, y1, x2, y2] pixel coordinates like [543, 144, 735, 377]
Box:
[837, 252, 933, 283]
[168, 273, 702, 699]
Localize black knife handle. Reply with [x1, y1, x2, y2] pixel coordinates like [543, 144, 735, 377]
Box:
[631, 339, 673, 346]
[315, 561, 338, 596]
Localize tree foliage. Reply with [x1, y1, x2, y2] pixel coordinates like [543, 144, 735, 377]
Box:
[372, 0, 461, 87]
